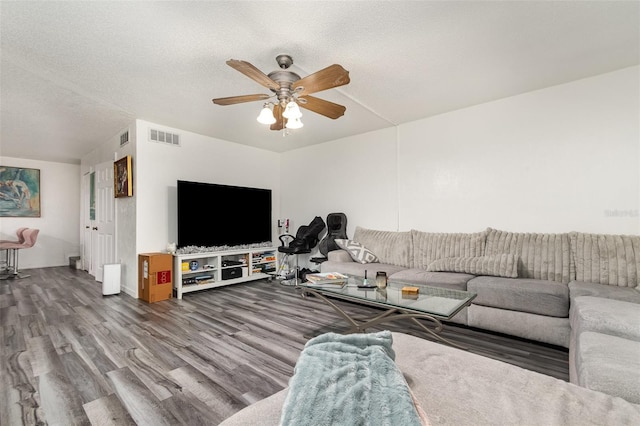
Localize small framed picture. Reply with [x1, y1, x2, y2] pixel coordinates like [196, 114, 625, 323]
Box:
[114, 155, 133, 198]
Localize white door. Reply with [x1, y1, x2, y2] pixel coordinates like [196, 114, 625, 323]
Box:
[93, 160, 116, 282]
[81, 172, 94, 274]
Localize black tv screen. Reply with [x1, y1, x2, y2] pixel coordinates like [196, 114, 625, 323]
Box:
[177, 180, 272, 248]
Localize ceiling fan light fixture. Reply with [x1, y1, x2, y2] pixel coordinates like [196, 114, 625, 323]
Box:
[257, 104, 276, 124]
[282, 100, 302, 119]
[285, 117, 304, 130]
[212, 55, 350, 133]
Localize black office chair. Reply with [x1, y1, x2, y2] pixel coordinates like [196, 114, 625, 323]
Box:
[278, 216, 326, 285]
[311, 212, 348, 265]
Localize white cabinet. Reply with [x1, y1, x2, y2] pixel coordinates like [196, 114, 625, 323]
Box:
[173, 248, 276, 299]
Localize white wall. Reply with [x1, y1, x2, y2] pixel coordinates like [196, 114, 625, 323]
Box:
[0, 156, 80, 269]
[133, 120, 281, 296]
[81, 120, 281, 297]
[281, 127, 399, 235]
[399, 66, 639, 234]
[81, 122, 135, 290]
[280, 127, 398, 263]
[114, 128, 136, 294]
[16, 66, 637, 290]
[281, 66, 639, 256]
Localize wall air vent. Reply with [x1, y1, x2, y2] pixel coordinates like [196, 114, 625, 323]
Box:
[149, 128, 181, 146]
[120, 130, 129, 147]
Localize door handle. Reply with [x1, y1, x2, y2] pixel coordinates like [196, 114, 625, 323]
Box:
[85, 226, 90, 229]
[92, 227, 98, 231]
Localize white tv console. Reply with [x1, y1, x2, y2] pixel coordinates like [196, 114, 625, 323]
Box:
[173, 247, 277, 299]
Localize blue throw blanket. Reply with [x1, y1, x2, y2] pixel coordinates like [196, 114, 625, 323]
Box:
[280, 330, 423, 426]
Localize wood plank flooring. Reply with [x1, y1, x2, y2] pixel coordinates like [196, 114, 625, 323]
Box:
[1, 266, 568, 425]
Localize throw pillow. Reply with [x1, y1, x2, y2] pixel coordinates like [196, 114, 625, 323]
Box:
[335, 239, 379, 264]
[426, 254, 519, 278]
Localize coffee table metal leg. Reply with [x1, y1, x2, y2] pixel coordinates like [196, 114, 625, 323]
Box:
[358, 311, 467, 350]
[300, 288, 361, 331]
[406, 315, 467, 350]
[300, 287, 467, 349]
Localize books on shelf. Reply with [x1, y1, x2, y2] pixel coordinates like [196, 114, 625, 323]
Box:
[305, 272, 348, 287]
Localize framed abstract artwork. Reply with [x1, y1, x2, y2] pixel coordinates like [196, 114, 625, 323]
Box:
[0, 166, 41, 217]
[114, 155, 133, 198]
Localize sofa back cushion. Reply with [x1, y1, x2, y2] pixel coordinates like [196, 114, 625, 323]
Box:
[411, 230, 487, 270]
[485, 227, 572, 284]
[570, 232, 640, 287]
[426, 254, 519, 278]
[353, 226, 413, 268]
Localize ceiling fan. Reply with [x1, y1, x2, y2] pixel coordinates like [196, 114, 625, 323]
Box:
[212, 54, 350, 131]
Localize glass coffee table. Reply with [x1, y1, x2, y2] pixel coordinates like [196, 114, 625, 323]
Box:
[297, 274, 476, 349]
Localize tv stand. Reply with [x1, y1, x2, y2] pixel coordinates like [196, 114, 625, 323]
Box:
[173, 247, 276, 299]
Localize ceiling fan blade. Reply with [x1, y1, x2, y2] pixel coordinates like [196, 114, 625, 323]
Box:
[292, 64, 350, 96]
[270, 103, 285, 131]
[212, 94, 270, 106]
[298, 95, 346, 119]
[227, 59, 280, 91]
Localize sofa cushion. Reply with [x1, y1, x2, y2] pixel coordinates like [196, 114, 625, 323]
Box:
[320, 261, 406, 278]
[334, 239, 379, 264]
[575, 332, 640, 404]
[467, 276, 569, 318]
[568, 281, 640, 304]
[467, 304, 570, 347]
[485, 227, 572, 284]
[570, 296, 640, 342]
[570, 232, 640, 288]
[389, 269, 475, 291]
[411, 229, 487, 270]
[220, 390, 286, 426]
[393, 332, 637, 425]
[353, 227, 413, 268]
[327, 249, 353, 263]
[426, 254, 518, 278]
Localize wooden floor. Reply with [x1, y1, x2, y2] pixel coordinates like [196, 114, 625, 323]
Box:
[1, 266, 568, 425]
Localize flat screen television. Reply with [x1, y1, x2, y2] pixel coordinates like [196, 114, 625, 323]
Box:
[177, 180, 272, 248]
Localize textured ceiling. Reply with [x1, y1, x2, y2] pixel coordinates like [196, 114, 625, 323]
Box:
[1, 1, 638, 164]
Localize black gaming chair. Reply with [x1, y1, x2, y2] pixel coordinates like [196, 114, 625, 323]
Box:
[319, 212, 348, 256]
[278, 216, 326, 284]
[311, 212, 348, 265]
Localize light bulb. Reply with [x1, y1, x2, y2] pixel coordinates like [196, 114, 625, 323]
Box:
[285, 117, 304, 129]
[282, 101, 302, 119]
[257, 104, 276, 124]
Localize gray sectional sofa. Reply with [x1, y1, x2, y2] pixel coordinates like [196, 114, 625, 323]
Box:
[320, 226, 640, 404]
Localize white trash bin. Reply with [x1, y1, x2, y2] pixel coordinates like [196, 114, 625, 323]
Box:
[102, 263, 121, 295]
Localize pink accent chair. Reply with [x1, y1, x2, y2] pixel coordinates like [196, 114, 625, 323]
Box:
[0, 227, 28, 244]
[0, 227, 28, 274]
[0, 228, 39, 279]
